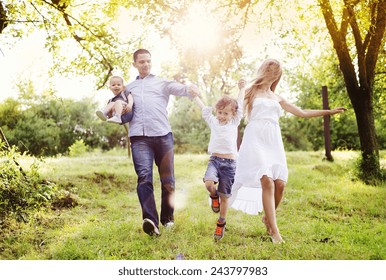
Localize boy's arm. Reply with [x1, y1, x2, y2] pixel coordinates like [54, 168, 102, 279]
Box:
[191, 86, 213, 125]
[237, 79, 246, 103]
[234, 79, 246, 121]
[194, 95, 206, 109]
[194, 93, 213, 125]
[189, 84, 206, 109]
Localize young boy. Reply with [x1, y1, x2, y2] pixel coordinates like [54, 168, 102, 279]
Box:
[96, 76, 134, 124]
[192, 79, 245, 240]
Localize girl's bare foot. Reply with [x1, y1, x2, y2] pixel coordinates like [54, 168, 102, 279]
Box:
[270, 232, 284, 244]
[261, 215, 271, 235]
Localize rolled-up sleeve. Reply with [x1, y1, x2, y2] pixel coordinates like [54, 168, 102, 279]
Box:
[165, 80, 190, 98]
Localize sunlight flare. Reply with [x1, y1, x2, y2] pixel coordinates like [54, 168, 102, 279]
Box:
[174, 2, 220, 53]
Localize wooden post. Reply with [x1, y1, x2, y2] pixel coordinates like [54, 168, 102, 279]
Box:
[322, 86, 333, 161]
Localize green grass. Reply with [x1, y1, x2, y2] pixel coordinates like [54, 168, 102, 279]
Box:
[0, 150, 385, 260]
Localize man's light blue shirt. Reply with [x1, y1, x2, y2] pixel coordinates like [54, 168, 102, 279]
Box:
[125, 74, 190, 137]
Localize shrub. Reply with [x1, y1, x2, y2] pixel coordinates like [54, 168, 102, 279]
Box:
[68, 139, 88, 157]
[0, 144, 58, 226]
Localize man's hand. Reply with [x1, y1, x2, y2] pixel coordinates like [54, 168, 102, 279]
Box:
[188, 84, 200, 98]
[122, 103, 132, 114]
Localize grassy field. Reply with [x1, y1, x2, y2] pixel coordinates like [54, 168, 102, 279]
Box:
[0, 150, 385, 260]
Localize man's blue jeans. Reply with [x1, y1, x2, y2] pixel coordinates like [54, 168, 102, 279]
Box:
[130, 132, 175, 227]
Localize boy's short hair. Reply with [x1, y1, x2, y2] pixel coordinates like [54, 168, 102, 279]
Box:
[215, 95, 238, 115]
[133, 49, 151, 62]
[109, 75, 124, 84]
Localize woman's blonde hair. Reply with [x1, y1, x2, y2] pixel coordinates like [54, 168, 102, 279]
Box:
[244, 59, 282, 120]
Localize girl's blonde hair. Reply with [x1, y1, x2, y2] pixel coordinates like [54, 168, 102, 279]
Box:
[244, 59, 282, 120]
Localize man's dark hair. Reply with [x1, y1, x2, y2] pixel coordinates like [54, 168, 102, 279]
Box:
[133, 49, 151, 62]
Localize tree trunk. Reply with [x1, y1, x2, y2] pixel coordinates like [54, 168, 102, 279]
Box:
[0, 1, 7, 34]
[349, 86, 380, 183]
[318, 0, 385, 184]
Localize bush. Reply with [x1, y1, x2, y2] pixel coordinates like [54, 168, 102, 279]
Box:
[68, 139, 88, 157]
[0, 144, 58, 226]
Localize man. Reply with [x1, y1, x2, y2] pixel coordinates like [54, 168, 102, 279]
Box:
[125, 49, 194, 236]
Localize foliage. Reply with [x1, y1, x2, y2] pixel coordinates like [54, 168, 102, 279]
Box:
[0, 151, 385, 260]
[283, 50, 362, 151]
[68, 139, 88, 157]
[0, 92, 128, 156]
[0, 144, 58, 226]
[280, 116, 315, 151]
[0, 0, 143, 88]
[373, 52, 386, 149]
[170, 97, 209, 153]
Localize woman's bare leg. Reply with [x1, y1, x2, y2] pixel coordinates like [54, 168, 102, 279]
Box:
[261, 175, 283, 243]
[274, 179, 286, 209]
[262, 179, 286, 233]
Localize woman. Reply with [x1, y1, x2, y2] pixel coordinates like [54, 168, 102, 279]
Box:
[230, 59, 346, 243]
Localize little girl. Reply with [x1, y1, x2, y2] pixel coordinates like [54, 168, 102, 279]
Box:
[192, 80, 245, 240]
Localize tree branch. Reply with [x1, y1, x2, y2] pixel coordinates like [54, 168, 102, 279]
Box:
[365, 0, 386, 86]
[40, 0, 114, 46]
[363, 2, 376, 50]
[344, 0, 367, 88]
[35, 0, 116, 87]
[29, 1, 55, 48]
[340, 7, 349, 36]
[318, 0, 359, 93]
[74, 37, 114, 89]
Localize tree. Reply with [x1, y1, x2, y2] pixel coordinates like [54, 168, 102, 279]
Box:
[317, 0, 385, 183]
[0, 0, 143, 87]
[230, 0, 385, 183]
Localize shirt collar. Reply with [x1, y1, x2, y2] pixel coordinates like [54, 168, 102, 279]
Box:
[136, 74, 155, 80]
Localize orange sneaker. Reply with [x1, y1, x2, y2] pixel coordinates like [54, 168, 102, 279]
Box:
[210, 195, 220, 213]
[214, 221, 226, 241]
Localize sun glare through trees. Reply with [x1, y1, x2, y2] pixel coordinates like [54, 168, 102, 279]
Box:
[173, 2, 220, 53]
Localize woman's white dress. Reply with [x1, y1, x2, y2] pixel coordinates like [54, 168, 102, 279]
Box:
[230, 98, 288, 215]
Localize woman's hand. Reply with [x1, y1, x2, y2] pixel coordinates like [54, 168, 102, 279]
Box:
[238, 79, 246, 89]
[330, 107, 347, 115]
